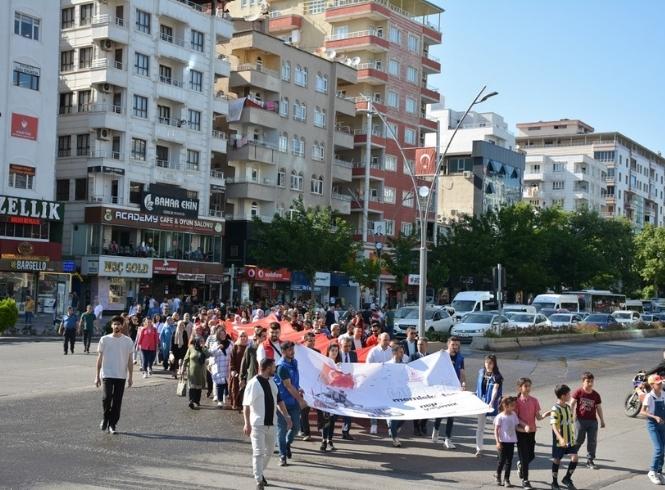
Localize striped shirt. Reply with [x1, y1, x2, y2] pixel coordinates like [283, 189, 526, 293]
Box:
[550, 402, 575, 447]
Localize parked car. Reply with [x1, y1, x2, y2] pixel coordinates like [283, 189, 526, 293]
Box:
[582, 313, 621, 330]
[450, 312, 510, 342]
[540, 308, 570, 318]
[612, 310, 641, 326]
[549, 313, 584, 329]
[507, 313, 551, 330]
[392, 306, 454, 338]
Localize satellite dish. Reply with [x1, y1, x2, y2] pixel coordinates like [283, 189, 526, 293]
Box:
[244, 13, 262, 21]
[259, 0, 269, 9]
[350, 57, 361, 67]
[344, 58, 353, 65]
[325, 48, 337, 59]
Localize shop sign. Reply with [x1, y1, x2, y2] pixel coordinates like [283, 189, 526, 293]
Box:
[11, 113, 38, 141]
[9, 259, 47, 271]
[206, 274, 223, 284]
[245, 266, 291, 282]
[408, 274, 420, 285]
[88, 165, 125, 175]
[96, 207, 222, 235]
[153, 259, 178, 275]
[0, 195, 63, 222]
[62, 260, 76, 273]
[92, 256, 153, 278]
[141, 184, 199, 219]
[177, 273, 205, 282]
[314, 272, 331, 287]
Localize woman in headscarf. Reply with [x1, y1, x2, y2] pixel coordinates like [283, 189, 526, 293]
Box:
[209, 327, 231, 408]
[182, 312, 193, 337]
[170, 320, 188, 378]
[228, 330, 249, 411]
[181, 335, 209, 409]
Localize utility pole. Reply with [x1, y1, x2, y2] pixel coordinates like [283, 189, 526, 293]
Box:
[228, 263, 235, 305]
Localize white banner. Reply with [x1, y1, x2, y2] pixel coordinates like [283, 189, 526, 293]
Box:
[295, 345, 490, 420]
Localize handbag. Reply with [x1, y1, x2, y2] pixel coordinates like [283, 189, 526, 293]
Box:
[177, 370, 187, 397]
[58, 323, 64, 336]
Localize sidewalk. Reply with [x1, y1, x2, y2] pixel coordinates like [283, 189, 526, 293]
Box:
[1, 313, 111, 341]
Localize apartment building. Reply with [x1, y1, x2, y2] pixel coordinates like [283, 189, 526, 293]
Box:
[0, 1, 70, 317]
[517, 119, 665, 228]
[425, 102, 524, 221]
[56, 0, 232, 311]
[217, 20, 358, 304]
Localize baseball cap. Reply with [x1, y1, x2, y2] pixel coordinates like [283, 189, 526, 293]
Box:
[649, 374, 664, 385]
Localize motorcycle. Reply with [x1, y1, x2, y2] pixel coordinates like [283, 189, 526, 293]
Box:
[625, 370, 648, 417]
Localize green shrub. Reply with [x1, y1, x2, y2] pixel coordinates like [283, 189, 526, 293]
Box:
[0, 298, 19, 333]
[425, 330, 448, 342]
[573, 322, 600, 334]
[635, 321, 654, 330]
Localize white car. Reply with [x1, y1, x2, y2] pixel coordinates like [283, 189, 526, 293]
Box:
[549, 313, 584, 329]
[393, 306, 454, 337]
[611, 310, 641, 326]
[450, 312, 510, 342]
[507, 313, 551, 330]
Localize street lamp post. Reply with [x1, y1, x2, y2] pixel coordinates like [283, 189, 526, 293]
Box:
[374, 240, 383, 305]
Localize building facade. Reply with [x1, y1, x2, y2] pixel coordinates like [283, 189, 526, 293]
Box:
[1, 1, 69, 317]
[517, 119, 665, 228]
[57, 0, 232, 311]
[425, 103, 524, 221]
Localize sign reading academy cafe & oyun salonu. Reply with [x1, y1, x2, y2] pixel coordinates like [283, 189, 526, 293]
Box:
[0, 195, 63, 222]
[140, 183, 199, 219]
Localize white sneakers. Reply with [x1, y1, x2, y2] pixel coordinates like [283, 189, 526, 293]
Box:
[392, 437, 402, 448]
[443, 438, 456, 449]
[648, 471, 663, 485]
[370, 423, 378, 434]
[217, 401, 223, 408]
[431, 428, 439, 443]
[142, 372, 148, 379]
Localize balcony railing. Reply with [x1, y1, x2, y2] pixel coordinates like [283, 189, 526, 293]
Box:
[232, 63, 280, 79]
[60, 103, 123, 115]
[212, 130, 227, 140]
[210, 169, 225, 180]
[357, 62, 385, 71]
[91, 58, 124, 70]
[332, 192, 352, 201]
[158, 116, 186, 128]
[325, 28, 381, 41]
[91, 14, 126, 27]
[156, 159, 180, 170]
[334, 158, 354, 168]
[326, 0, 441, 33]
[159, 75, 184, 88]
[160, 31, 186, 47]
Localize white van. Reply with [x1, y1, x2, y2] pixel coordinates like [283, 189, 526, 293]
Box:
[451, 291, 497, 321]
[532, 294, 579, 313]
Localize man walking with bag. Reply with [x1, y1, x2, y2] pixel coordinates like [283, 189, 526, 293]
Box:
[95, 316, 134, 434]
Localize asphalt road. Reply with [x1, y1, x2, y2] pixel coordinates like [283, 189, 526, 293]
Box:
[1, 337, 664, 490]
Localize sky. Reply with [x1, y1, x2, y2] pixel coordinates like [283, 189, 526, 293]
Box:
[429, 0, 665, 153]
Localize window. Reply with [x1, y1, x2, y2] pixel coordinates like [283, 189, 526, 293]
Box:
[294, 102, 306, 122]
[553, 162, 563, 172]
[188, 109, 201, 130]
[311, 175, 324, 194]
[384, 219, 395, 236]
[552, 198, 564, 207]
[186, 150, 200, 170]
[74, 178, 88, 201]
[405, 96, 416, 114]
[76, 134, 90, 156]
[388, 59, 400, 77]
[129, 182, 144, 204]
[277, 168, 286, 187]
[160, 24, 174, 43]
[9, 165, 35, 190]
[61, 7, 74, 29]
[156, 145, 169, 167]
[402, 190, 414, 207]
[383, 187, 396, 204]
[133, 95, 148, 118]
[406, 66, 418, 83]
[56, 180, 70, 201]
[401, 222, 413, 236]
[60, 50, 74, 72]
[594, 151, 616, 162]
[281, 61, 291, 81]
[314, 108, 326, 128]
[290, 171, 303, 190]
[408, 33, 419, 53]
[315, 73, 328, 93]
[389, 26, 401, 44]
[158, 104, 171, 124]
[134, 52, 149, 77]
[312, 143, 325, 161]
[79, 3, 93, 26]
[79, 47, 93, 69]
[279, 97, 289, 117]
[131, 138, 147, 160]
[387, 90, 399, 108]
[136, 9, 151, 34]
[58, 135, 71, 157]
[14, 12, 40, 40]
[12, 62, 40, 91]
[552, 181, 565, 190]
[191, 30, 204, 52]
[189, 70, 203, 91]
[250, 202, 259, 218]
[159, 64, 172, 84]
[384, 155, 397, 171]
[295, 65, 307, 87]
[77, 90, 91, 112]
[405, 127, 417, 145]
[279, 134, 288, 153]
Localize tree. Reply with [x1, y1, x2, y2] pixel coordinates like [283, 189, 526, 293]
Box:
[0, 298, 19, 333]
[345, 255, 382, 291]
[635, 224, 665, 296]
[250, 198, 358, 290]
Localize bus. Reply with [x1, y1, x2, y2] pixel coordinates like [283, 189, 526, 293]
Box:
[566, 290, 626, 314]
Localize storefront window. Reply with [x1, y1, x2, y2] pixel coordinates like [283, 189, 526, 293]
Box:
[108, 277, 126, 306]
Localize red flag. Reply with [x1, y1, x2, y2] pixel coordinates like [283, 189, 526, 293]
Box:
[414, 147, 436, 176]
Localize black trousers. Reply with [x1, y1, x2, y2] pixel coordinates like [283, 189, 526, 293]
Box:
[206, 371, 213, 396]
[63, 329, 76, 353]
[189, 388, 202, 404]
[433, 417, 454, 438]
[83, 330, 93, 352]
[102, 378, 126, 427]
[516, 432, 536, 480]
[497, 442, 515, 479]
[301, 406, 311, 436]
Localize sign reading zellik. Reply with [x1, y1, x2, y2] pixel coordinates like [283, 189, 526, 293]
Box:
[141, 184, 199, 219]
[0, 195, 63, 222]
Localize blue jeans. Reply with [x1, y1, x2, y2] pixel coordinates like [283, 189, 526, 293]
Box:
[277, 404, 301, 458]
[389, 419, 404, 439]
[648, 421, 665, 472]
[433, 417, 455, 438]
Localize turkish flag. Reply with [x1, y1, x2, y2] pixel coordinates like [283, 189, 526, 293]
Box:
[414, 147, 436, 176]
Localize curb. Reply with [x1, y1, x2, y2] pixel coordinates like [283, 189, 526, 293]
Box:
[470, 328, 665, 351]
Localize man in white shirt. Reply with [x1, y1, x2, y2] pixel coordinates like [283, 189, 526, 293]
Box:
[243, 358, 292, 490]
[365, 333, 392, 434]
[95, 315, 134, 434]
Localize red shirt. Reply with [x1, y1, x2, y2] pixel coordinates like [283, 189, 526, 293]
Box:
[515, 395, 541, 432]
[572, 388, 601, 420]
[365, 334, 379, 347]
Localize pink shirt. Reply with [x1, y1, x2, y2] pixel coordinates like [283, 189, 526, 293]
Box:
[515, 395, 541, 432]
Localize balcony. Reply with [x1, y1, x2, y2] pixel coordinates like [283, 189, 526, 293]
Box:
[214, 55, 230, 77]
[230, 64, 282, 93]
[523, 172, 544, 182]
[268, 10, 303, 33]
[213, 92, 230, 115]
[157, 76, 187, 103]
[332, 193, 352, 214]
[210, 169, 225, 185]
[523, 187, 541, 199]
[421, 84, 439, 102]
[157, 0, 233, 41]
[352, 127, 387, 148]
[59, 103, 126, 132]
[419, 117, 438, 132]
[326, 0, 392, 22]
[91, 15, 129, 44]
[421, 53, 441, 73]
[211, 130, 227, 153]
[238, 105, 280, 128]
[225, 178, 275, 202]
[335, 93, 356, 116]
[356, 63, 388, 85]
[156, 117, 187, 144]
[333, 159, 353, 182]
[325, 29, 389, 53]
[335, 126, 355, 149]
[87, 58, 127, 88]
[158, 31, 189, 63]
[229, 141, 284, 166]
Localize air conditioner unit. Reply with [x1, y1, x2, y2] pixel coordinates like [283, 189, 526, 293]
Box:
[100, 39, 113, 50]
[97, 128, 111, 141]
[376, 28, 384, 38]
[371, 156, 379, 165]
[463, 171, 472, 178]
[375, 60, 383, 70]
[373, 93, 382, 103]
[101, 83, 112, 93]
